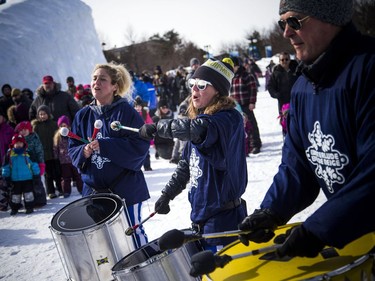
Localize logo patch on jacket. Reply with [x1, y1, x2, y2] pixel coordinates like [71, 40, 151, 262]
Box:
[91, 132, 110, 169]
[189, 148, 202, 188]
[305, 121, 349, 193]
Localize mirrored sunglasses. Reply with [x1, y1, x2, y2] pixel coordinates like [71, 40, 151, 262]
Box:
[278, 15, 310, 31]
[188, 78, 212, 91]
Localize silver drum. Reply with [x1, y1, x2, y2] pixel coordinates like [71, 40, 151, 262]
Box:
[50, 193, 136, 281]
[112, 229, 203, 281]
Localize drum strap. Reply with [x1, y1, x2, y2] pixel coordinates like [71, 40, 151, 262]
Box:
[221, 198, 242, 211]
[192, 198, 244, 233]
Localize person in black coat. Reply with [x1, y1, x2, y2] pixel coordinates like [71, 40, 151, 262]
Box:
[267, 52, 299, 135]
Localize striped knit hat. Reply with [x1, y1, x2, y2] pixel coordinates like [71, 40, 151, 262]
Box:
[192, 58, 234, 96]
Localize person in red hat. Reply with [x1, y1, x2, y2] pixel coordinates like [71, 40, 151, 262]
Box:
[29, 75, 80, 122]
[2, 133, 40, 215]
[15, 121, 47, 206]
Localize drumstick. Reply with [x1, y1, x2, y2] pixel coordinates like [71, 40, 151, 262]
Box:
[189, 244, 281, 277]
[158, 229, 253, 251]
[110, 121, 139, 133]
[125, 211, 157, 236]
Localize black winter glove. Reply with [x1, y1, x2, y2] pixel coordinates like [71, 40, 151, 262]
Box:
[275, 225, 325, 258]
[238, 209, 280, 245]
[154, 193, 171, 214]
[139, 124, 157, 141]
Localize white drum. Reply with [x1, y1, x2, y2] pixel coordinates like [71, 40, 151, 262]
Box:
[112, 229, 203, 281]
[50, 193, 136, 281]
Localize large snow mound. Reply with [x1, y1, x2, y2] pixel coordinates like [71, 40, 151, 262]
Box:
[0, 0, 106, 92]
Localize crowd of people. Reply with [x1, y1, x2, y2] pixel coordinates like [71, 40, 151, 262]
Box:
[0, 54, 268, 219]
[1, 1, 374, 276]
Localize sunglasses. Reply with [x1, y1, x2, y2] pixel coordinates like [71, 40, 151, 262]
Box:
[188, 78, 212, 91]
[278, 15, 310, 31]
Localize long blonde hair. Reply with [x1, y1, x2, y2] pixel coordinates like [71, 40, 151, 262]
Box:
[187, 95, 236, 119]
[92, 62, 133, 99]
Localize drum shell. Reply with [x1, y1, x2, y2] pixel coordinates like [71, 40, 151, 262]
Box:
[112, 232, 202, 281]
[203, 223, 375, 281]
[50, 194, 136, 281]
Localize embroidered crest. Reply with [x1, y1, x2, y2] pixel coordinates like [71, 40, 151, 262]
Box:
[90, 132, 110, 169]
[189, 148, 202, 188]
[305, 121, 349, 193]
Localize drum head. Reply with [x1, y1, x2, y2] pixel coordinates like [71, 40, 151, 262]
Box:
[51, 194, 123, 232]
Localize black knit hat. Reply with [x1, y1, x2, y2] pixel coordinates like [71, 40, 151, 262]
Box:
[279, 0, 353, 27]
[192, 58, 234, 96]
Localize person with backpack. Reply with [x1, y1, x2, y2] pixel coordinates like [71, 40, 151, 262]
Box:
[2, 134, 40, 215]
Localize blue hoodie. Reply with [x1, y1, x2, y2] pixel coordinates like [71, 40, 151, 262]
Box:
[261, 23, 375, 248]
[68, 97, 150, 206]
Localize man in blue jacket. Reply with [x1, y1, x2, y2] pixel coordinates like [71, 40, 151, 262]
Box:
[239, 0, 375, 258]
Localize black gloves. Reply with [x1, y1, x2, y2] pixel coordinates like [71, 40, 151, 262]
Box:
[154, 193, 171, 214]
[238, 209, 280, 245]
[139, 124, 157, 141]
[275, 225, 325, 258]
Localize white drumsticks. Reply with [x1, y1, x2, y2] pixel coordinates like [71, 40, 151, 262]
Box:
[60, 127, 90, 144]
[91, 120, 103, 140]
[110, 121, 139, 133]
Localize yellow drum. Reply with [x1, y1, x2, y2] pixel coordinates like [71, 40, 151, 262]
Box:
[203, 223, 375, 281]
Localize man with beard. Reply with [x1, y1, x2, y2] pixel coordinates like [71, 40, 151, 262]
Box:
[29, 75, 80, 122]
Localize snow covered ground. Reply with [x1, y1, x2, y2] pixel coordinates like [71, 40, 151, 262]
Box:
[0, 78, 326, 281]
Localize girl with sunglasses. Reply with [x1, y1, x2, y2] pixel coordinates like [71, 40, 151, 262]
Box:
[140, 58, 248, 252]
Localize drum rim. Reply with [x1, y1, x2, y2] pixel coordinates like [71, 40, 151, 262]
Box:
[117, 251, 171, 274]
[50, 193, 124, 232]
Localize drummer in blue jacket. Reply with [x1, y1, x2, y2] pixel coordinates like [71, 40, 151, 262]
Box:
[68, 62, 150, 247]
[140, 58, 248, 252]
[238, 0, 375, 258]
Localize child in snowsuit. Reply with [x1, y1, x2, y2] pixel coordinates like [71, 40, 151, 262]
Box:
[53, 115, 83, 197]
[2, 134, 40, 215]
[15, 121, 47, 206]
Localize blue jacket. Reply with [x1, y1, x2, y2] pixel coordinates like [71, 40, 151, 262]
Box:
[132, 78, 150, 104]
[2, 149, 40, 181]
[68, 97, 150, 206]
[261, 23, 375, 248]
[183, 109, 248, 244]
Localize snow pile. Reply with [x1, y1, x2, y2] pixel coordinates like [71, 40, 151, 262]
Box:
[0, 0, 106, 93]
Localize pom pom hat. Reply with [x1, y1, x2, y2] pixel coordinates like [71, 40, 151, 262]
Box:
[10, 134, 27, 149]
[192, 58, 234, 96]
[279, 0, 353, 27]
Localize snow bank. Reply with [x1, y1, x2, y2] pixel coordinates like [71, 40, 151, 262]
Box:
[0, 0, 106, 92]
